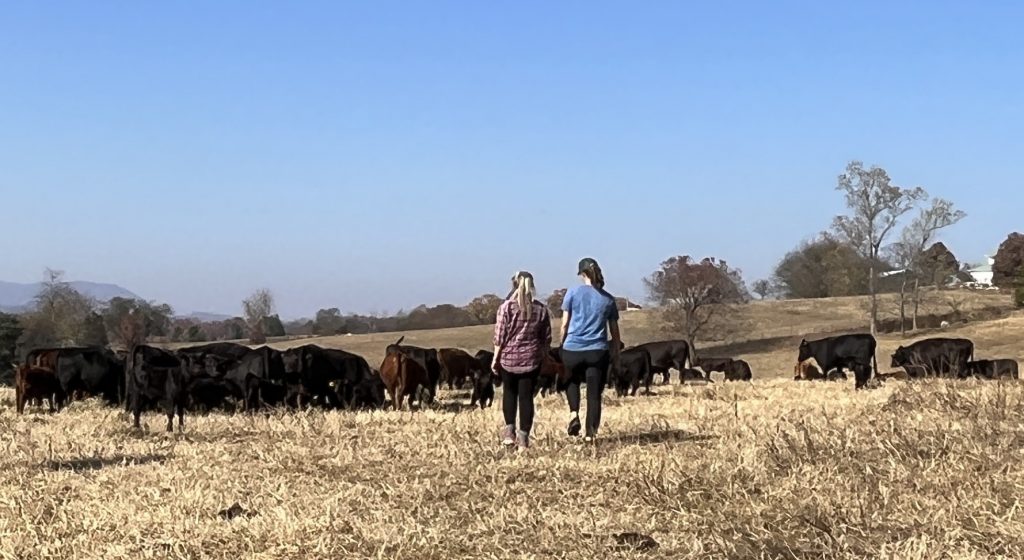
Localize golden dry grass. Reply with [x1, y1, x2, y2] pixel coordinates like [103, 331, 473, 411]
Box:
[4, 298, 1022, 559]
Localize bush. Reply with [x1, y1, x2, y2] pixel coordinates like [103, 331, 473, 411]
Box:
[1015, 269, 1024, 309]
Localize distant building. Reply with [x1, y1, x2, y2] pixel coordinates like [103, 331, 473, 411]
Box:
[966, 254, 996, 286]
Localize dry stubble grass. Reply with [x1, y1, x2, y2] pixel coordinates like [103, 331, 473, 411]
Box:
[4, 375, 1024, 559]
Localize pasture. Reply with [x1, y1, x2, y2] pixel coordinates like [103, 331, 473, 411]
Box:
[2, 296, 1023, 559]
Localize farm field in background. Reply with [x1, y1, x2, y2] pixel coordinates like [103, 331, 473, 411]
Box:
[3, 295, 1023, 559]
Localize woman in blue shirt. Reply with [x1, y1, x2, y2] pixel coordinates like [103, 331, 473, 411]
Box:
[560, 257, 621, 442]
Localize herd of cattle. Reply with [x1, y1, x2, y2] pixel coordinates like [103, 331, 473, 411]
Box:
[8, 332, 1019, 431]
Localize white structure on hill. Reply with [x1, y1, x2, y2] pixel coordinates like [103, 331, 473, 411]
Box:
[967, 254, 995, 286]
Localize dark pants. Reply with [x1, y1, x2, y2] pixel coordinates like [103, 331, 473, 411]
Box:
[502, 369, 539, 433]
[561, 348, 610, 436]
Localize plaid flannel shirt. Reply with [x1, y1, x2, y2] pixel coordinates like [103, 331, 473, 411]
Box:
[493, 299, 552, 374]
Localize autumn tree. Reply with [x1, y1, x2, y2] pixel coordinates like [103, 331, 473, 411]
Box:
[772, 234, 875, 299]
[465, 294, 504, 325]
[889, 198, 965, 334]
[546, 289, 567, 318]
[644, 256, 749, 358]
[993, 232, 1024, 288]
[833, 162, 925, 335]
[242, 289, 275, 344]
[103, 297, 174, 349]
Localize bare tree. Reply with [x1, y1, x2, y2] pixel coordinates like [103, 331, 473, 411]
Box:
[242, 289, 275, 344]
[644, 256, 749, 358]
[890, 198, 966, 334]
[833, 161, 926, 335]
[751, 279, 773, 300]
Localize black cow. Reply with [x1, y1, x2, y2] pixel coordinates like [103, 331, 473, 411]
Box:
[967, 359, 1019, 380]
[679, 368, 707, 382]
[127, 345, 188, 432]
[890, 338, 974, 378]
[797, 334, 877, 389]
[469, 367, 495, 409]
[696, 357, 735, 380]
[351, 370, 387, 410]
[632, 340, 690, 385]
[386, 337, 441, 403]
[724, 359, 753, 381]
[55, 347, 124, 406]
[612, 347, 651, 397]
[178, 344, 286, 410]
[281, 345, 378, 409]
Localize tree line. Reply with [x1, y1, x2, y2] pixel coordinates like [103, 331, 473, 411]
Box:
[3, 161, 1024, 381]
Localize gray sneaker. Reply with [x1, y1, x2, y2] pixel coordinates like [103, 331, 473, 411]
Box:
[516, 430, 530, 451]
[501, 425, 515, 447]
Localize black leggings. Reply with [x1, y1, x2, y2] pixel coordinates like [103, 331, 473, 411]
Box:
[561, 349, 610, 435]
[502, 370, 538, 433]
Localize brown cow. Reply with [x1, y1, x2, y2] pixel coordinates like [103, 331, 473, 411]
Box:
[379, 352, 431, 411]
[793, 358, 826, 380]
[437, 348, 484, 390]
[14, 364, 66, 414]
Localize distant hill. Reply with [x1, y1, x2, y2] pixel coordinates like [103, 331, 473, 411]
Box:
[182, 311, 235, 322]
[0, 280, 141, 313]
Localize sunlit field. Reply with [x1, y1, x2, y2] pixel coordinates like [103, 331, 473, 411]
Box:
[3, 299, 1023, 559]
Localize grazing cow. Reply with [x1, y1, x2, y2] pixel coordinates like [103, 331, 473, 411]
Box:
[632, 340, 691, 385]
[379, 352, 431, 410]
[437, 348, 483, 390]
[696, 357, 735, 380]
[281, 345, 377, 409]
[723, 359, 753, 381]
[797, 334, 877, 389]
[469, 368, 495, 409]
[679, 368, 707, 383]
[351, 370, 387, 410]
[890, 338, 974, 378]
[612, 347, 651, 397]
[54, 348, 124, 406]
[14, 365, 65, 413]
[127, 345, 188, 432]
[967, 359, 1019, 380]
[386, 337, 442, 403]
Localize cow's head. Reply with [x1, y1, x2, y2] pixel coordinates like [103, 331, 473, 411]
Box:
[797, 339, 812, 362]
[891, 346, 908, 367]
[281, 349, 302, 375]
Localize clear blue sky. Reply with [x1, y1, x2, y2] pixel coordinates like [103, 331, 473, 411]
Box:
[2, 2, 1021, 318]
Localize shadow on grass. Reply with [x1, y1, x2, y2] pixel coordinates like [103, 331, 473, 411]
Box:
[433, 401, 479, 414]
[602, 429, 716, 448]
[46, 453, 169, 472]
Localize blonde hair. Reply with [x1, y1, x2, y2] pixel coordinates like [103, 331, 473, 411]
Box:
[511, 271, 536, 321]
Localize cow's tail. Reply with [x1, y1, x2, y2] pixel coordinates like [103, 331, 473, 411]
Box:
[394, 336, 405, 346]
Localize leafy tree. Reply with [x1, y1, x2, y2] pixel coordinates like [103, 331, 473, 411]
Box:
[465, 294, 504, 325]
[103, 297, 174, 349]
[919, 242, 960, 288]
[833, 161, 926, 335]
[644, 256, 749, 357]
[313, 308, 347, 335]
[993, 232, 1024, 288]
[19, 269, 100, 349]
[772, 234, 875, 299]
[889, 198, 965, 333]
[263, 314, 286, 338]
[546, 289, 567, 318]
[0, 313, 23, 385]
[242, 289, 275, 344]
[186, 324, 208, 343]
[751, 279, 772, 300]
[1015, 268, 1024, 309]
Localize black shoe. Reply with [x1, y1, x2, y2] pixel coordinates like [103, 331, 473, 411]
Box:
[567, 416, 582, 437]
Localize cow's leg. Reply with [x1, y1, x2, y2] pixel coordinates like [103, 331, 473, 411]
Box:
[470, 386, 479, 407]
[854, 364, 870, 390]
[165, 399, 175, 432]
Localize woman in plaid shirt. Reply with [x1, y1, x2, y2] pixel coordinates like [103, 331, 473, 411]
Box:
[492, 271, 552, 450]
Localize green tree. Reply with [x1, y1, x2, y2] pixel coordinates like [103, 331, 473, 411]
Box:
[772, 234, 875, 299]
[0, 312, 23, 385]
[465, 294, 503, 324]
[263, 314, 286, 338]
[313, 308, 347, 335]
[103, 297, 174, 349]
[19, 269, 100, 349]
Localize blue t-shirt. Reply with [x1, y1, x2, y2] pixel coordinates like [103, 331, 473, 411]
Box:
[561, 285, 619, 351]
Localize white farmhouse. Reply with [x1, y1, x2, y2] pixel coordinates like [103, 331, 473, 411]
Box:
[966, 254, 995, 286]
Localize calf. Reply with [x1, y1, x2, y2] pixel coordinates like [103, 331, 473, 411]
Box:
[696, 357, 735, 380]
[379, 352, 431, 411]
[724, 359, 753, 381]
[891, 338, 974, 378]
[967, 359, 1019, 380]
[438, 348, 483, 390]
[14, 365, 66, 414]
[469, 368, 495, 409]
[612, 347, 651, 397]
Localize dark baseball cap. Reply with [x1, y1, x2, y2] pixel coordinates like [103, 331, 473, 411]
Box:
[577, 257, 599, 275]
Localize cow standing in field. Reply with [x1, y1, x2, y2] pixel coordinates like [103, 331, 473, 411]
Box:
[537, 347, 568, 396]
[55, 348, 124, 406]
[723, 359, 753, 381]
[14, 365, 65, 414]
[281, 344, 379, 409]
[379, 351, 431, 411]
[797, 334, 877, 389]
[386, 337, 441, 403]
[437, 348, 483, 390]
[127, 345, 189, 432]
[967, 359, 1019, 380]
[890, 338, 974, 378]
[612, 347, 651, 397]
[632, 340, 690, 385]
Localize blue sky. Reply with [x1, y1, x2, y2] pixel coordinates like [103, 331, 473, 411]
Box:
[1, 1, 1021, 318]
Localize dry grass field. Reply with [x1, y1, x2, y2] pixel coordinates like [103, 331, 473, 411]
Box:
[3, 293, 1023, 559]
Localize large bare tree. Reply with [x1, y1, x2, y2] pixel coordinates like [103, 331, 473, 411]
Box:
[242, 289, 275, 344]
[890, 198, 965, 334]
[833, 161, 925, 335]
[644, 256, 749, 358]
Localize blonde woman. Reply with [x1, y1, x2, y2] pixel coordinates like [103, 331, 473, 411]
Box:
[493, 271, 552, 450]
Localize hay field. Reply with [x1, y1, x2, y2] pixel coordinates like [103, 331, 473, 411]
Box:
[3, 303, 1023, 559]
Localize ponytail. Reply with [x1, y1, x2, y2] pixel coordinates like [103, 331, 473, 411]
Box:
[511, 271, 536, 321]
[582, 262, 605, 290]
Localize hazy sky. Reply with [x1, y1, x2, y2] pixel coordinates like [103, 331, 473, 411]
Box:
[2, 2, 1021, 318]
